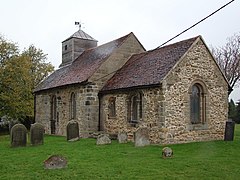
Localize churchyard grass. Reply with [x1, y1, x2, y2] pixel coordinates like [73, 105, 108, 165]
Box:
[0, 125, 240, 179]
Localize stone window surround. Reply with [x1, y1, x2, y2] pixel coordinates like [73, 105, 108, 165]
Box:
[187, 79, 208, 131]
[127, 91, 143, 124]
[50, 95, 57, 121]
[70, 92, 76, 120]
[50, 95, 57, 134]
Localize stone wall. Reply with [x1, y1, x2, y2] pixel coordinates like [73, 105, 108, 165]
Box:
[101, 38, 228, 144]
[161, 38, 228, 144]
[35, 84, 99, 136]
[100, 87, 163, 142]
[35, 33, 145, 137]
[89, 33, 145, 88]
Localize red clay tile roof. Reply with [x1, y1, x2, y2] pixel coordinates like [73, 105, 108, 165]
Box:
[101, 36, 199, 91]
[35, 33, 133, 92]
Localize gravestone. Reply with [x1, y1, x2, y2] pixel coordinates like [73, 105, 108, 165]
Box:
[96, 134, 111, 145]
[44, 155, 67, 169]
[134, 127, 150, 147]
[224, 119, 235, 141]
[162, 147, 173, 158]
[10, 124, 27, 147]
[118, 132, 128, 143]
[30, 123, 44, 145]
[66, 120, 79, 141]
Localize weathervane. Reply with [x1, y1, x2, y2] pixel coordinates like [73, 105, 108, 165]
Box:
[75, 21, 81, 30]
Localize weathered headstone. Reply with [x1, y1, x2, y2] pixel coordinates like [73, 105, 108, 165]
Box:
[44, 155, 67, 169]
[134, 127, 150, 147]
[224, 119, 235, 141]
[162, 147, 173, 158]
[10, 124, 27, 147]
[66, 120, 79, 141]
[96, 134, 111, 145]
[30, 123, 44, 145]
[118, 132, 128, 143]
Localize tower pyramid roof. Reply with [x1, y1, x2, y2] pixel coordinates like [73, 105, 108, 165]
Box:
[63, 29, 97, 42]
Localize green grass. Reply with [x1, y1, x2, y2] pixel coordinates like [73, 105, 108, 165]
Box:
[1, 126, 240, 180]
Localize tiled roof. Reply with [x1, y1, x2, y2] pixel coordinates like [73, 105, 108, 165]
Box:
[63, 29, 97, 42]
[35, 33, 133, 92]
[101, 36, 199, 91]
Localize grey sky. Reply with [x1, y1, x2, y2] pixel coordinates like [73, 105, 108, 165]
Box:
[0, 0, 239, 101]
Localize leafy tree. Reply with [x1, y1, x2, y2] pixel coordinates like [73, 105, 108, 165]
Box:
[0, 55, 33, 120]
[22, 45, 54, 88]
[212, 33, 240, 95]
[0, 36, 19, 66]
[0, 35, 54, 123]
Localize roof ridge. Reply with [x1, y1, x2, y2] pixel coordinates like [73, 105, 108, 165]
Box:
[98, 32, 132, 48]
[72, 32, 133, 61]
[156, 35, 200, 50]
[102, 35, 199, 91]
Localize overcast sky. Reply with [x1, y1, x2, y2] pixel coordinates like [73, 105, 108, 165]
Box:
[0, 0, 239, 101]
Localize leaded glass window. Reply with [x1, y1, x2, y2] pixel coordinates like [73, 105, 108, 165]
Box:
[70, 92, 76, 120]
[108, 97, 116, 118]
[127, 92, 143, 123]
[190, 85, 200, 123]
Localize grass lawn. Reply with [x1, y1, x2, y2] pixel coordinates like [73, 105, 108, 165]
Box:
[1, 126, 240, 180]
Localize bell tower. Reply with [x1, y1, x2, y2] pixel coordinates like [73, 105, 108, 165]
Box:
[60, 24, 98, 67]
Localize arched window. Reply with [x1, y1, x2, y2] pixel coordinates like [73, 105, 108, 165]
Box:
[70, 92, 76, 120]
[190, 83, 206, 124]
[108, 97, 116, 118]
[127, 92, 143, 123]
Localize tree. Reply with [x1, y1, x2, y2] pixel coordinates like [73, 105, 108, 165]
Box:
[22, 45, 54, 88]
[0, 36, 19, 66]
[0, 55, 33, 120]
[0, 35, 54, 123]
[212, 33, 240, 95]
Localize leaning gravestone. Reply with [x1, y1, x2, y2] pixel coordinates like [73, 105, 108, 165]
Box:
[134, 127, 150, 147]
[96, 134, 111, 145]
[118, 132, 128, 143]
[44, 155, 67, 169]
[66, 120, 79, 141]
[10, 124, 27, 147]
[162, 147, 173, 158]
[30, 122, 44, 146]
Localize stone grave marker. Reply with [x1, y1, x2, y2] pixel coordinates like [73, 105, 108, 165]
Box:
[224, 119, 235, 141]
[134, 127, 150, 147]
[10, 124, 27, 147]
[66, 120, 79, 141]
[44, 155, 67, 169]
[30, 122, 44, 146]
[118, 132, 128, 143]
[162, 147, 173, 158]
[96, 134, 111, 145]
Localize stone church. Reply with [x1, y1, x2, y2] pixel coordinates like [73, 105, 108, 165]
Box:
[34, 28, 229, 144]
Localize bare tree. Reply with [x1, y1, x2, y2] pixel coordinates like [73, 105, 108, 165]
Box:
[212, 33, 240, 95]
